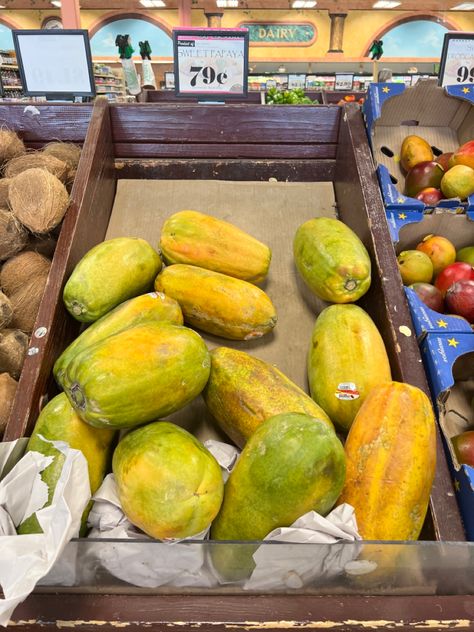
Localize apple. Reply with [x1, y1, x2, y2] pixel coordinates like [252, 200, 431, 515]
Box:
[416, 234, 456, 276]
[415, 188, 443, 206]
[434, 262, 474, 295]
[445, 279, 474, 322]
[452, 430, 474, 468]
[409, 282, 444, 312]
[436, 152, 454, 172]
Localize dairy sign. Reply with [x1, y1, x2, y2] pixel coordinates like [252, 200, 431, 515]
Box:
[239, 22, 316, 46]
[173, 28, 249, 98]
[439, 32, 474, 87]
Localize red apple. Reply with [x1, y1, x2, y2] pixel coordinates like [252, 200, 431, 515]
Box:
[452, 430, 474, 468]
[436, 152, 454, 172]
[409, 282, 444, 312]
[434, 262, 474, 295]
[445, 279, 474, 322]
[415, 188, 443, 206]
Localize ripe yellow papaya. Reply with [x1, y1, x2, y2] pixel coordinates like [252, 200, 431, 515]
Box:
[293, 218, 371, 303]
[338, 381, 436, 540]
[160, 210, 271, 283]
[203, 346, 333, 447]
[308, 304, 392, 432]
[154, 264, 277, 340]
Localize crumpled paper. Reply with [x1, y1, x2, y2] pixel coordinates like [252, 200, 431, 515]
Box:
[0, 438, 91, 626]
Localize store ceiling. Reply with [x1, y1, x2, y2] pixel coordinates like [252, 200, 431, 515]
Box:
[0, 0, 468, 11]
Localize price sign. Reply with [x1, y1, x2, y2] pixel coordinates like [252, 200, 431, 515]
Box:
[173, 28, 249, 99]
[335, 73, 354, 91]
[438, 32, 474, 88]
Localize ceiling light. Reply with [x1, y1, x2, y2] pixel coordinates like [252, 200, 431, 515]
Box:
[50, 0, 61, 6]
[292, 0, 317, 7]
[216, 0, 239, 6]
[451, 2, 474, 7]
[372, 0, 401, 6]
[140, 0, 166, 7]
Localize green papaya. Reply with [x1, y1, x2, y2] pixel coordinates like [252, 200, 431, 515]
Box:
[63, 322, 210, 429]
[293, 217, 371, 303]
[17, 393, 115, 535]
[63, 237, 162, 322]
[113, 421, 224, 539]
[202, 347, 333, 448]
[54, 292, 183, 387]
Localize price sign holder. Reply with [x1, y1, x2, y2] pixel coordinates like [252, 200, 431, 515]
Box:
[173, 28, 249, 101]
[438, 32, 474, 88]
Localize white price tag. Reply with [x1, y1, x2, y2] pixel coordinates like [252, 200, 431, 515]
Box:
[439, 33, 474, 88]
[173, 29, 248, 98]
[335, 74, 354, 91]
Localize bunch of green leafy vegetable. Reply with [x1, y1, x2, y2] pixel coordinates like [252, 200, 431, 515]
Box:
[265, 87, 318, 105]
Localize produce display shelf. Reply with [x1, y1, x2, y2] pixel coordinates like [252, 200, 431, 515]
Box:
[1, 100, 473, 631]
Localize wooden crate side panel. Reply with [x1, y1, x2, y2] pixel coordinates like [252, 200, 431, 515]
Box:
[4, 100, 116, 441]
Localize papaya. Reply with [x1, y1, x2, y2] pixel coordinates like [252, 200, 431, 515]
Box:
[63, 237, 162, 322]
[337, 381, 436, 540]
[17, 393, 115, 535]
[400, 135, 434, 172]
[203, 347, 333, 448]
[154, 264, 277, 341]
[63, 322, 210, 429]
[54, 292, 183, 387]
[160, 210, 271, 283]
[113, 421, 223, 539]
[308, 305, 392, 432]
[293, 218, 371, 303]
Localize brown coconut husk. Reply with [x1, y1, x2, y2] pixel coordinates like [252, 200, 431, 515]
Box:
[0, 178, 10, 207]
[26, 233, 57, 259]
[43, 142, 81, 183]
[0, 129, 26, 166]
[4, 152, 68, 183]
[0, 328, 28, 379]
[0, 372, 17, 436]
[10, 273, 49, 334]
[0, 250, 51, 296]
[9, 168, 69, 234]
[0, 290, 12, 328]
[0, 208, 28, 261]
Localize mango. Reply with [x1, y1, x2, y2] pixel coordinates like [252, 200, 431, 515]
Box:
[202, 347, 333, 448]
[457, 246, 474, 266]
[416, 234, 456, 277]
[451, 140, 474, 171]
[400, 135, 433, 172]
[404, 161, 444, 198]
[441, 164, 474, 200]
[397, 250, 433, 285]
[113, 422, 223, 539]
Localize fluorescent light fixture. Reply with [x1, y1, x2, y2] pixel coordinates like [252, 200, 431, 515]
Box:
[372, 0, 401, 6]
[292, 0, 317, 7]
[216, 0, 239, 6]
[140, 0, 166, 7]
[451, 2, 474, 8]
[50, 0, 61, 6]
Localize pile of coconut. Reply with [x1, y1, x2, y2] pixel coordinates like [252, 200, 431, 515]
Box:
[0, 128, 81, 436]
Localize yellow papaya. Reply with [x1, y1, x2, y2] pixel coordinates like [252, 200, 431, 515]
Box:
[203, 347, 333, 447]
[338, 381, 436, 540]
[308, 304, 392, 432]
[154, 264, 276, 340]
[160, 210, 271, 283]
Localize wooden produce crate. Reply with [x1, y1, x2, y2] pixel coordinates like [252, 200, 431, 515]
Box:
[3, 101, 473, 630]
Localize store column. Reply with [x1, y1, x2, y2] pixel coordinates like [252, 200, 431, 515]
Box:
[205, 13, 223, 28]
[178, 0, 192, 26]
[327, 13, 347, 53]
[60, 0, 81, 28]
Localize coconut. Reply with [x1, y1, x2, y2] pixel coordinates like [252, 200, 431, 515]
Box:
[0, 290, 12, 328]
[10, 273, 49, 334]
[0, 178, 10, 207]
[9, 168, 69, 234]
[0, 208, 28, 261]
[0, 251, 51, 296]
[0, 328, 28, 379]
[4, 152, 68, 183]
[0, 372, 17, 436]
[43, 142, 81, 183]
[0, 129, 26, 166]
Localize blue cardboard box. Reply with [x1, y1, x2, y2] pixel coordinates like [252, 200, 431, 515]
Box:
[421, 333, 474, 540]
[364, 80, 474, 214]
[404, 287, 472, 340]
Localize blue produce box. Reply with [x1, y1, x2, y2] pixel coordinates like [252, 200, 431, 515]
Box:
[421, 333, 474, 540]
[364, 80, 474, 214]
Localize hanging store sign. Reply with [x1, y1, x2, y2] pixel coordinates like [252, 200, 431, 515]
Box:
[239, 22, 316, 46]
[173, 28, 249, 99]
[439, 32, 474, 88]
